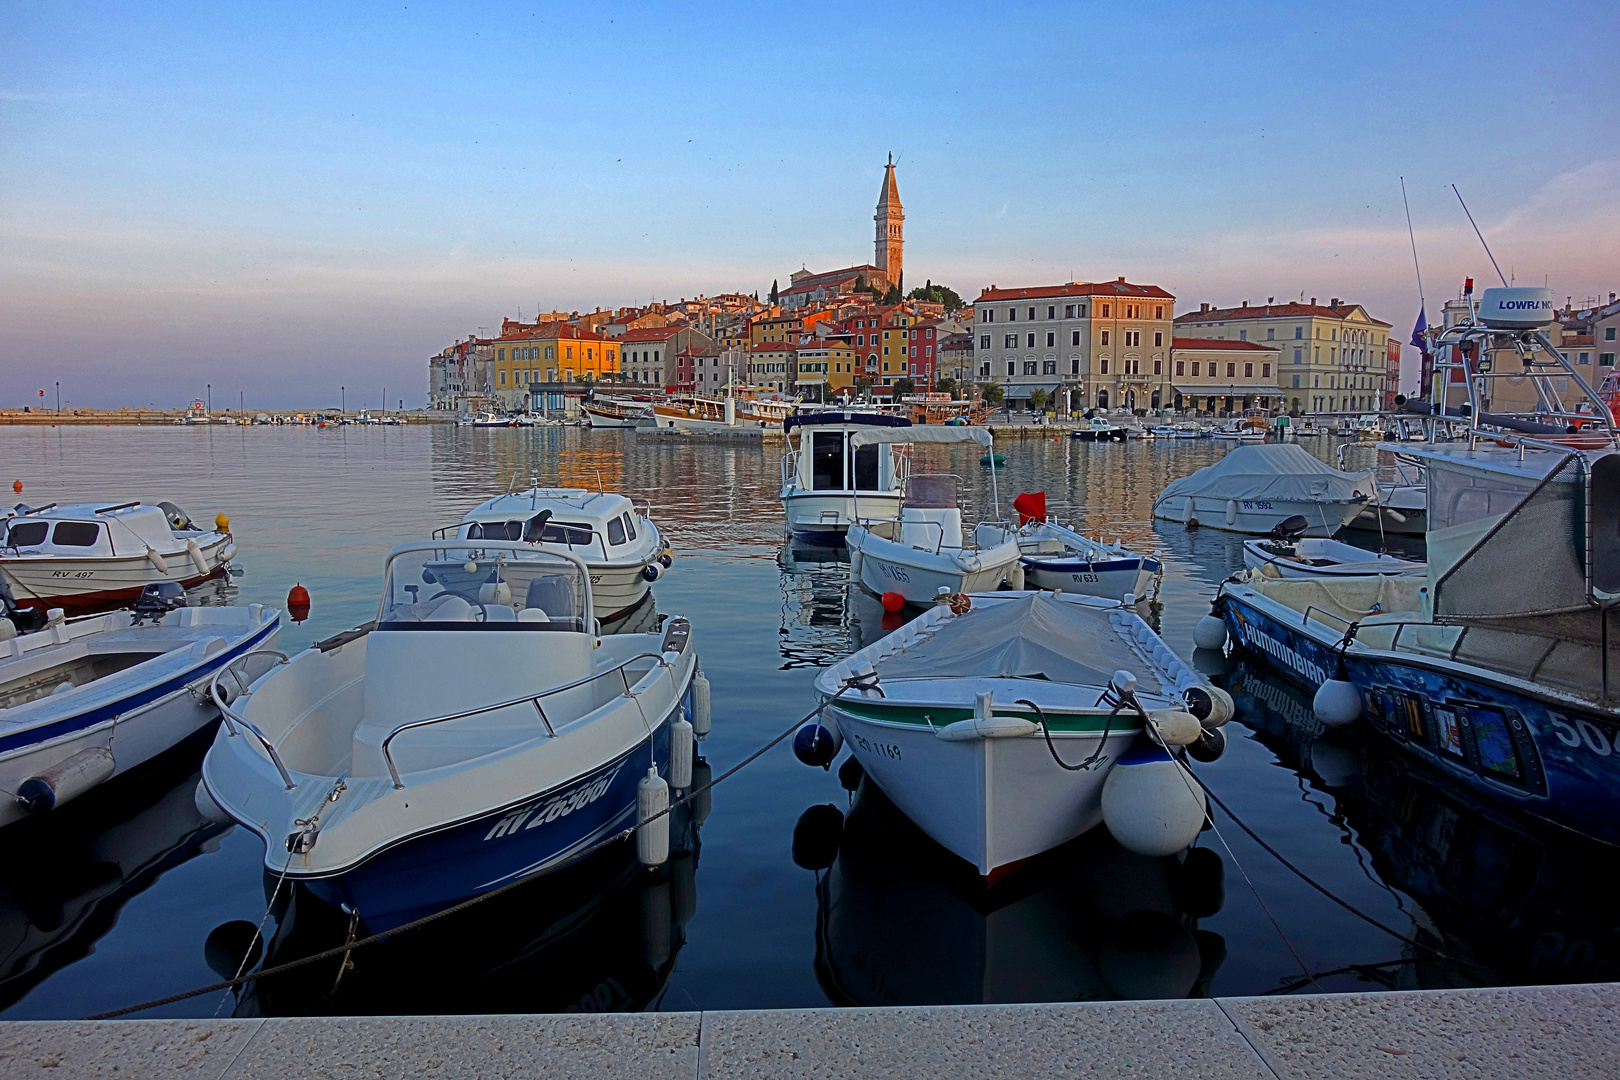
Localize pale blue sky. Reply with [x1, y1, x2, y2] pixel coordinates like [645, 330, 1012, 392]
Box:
[3, 1, 1616, 408]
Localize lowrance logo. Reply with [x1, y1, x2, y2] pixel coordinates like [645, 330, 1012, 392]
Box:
[1494, 299, 1552, 312]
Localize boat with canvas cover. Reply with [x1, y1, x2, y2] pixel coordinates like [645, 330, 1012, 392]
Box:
[1210, 285, 1620, 846]
[1151, 443, 1373, 536]
[1, 500, 235, 613]
[199, 541, 698, 932]
[807, 591, 1230, 879]
[778, 411, 911, 541]
[0, 579, 279, 828]
[440, 486, 672, 620]
[846, 427, 1023, 606]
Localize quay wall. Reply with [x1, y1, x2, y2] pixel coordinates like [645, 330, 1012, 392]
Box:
[2, 983, 1614, 1079]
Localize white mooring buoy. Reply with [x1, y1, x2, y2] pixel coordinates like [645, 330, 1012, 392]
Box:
[1313, 676, 1362, 728]
[690, 670, 712, 738]
[1193, 614, 1227, 651]
[636, 767, 670, 867]
[1102, 746, 1207, 858]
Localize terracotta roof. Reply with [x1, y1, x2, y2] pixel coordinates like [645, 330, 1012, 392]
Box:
[782, 265, 883, 294]
[1172, 337, 1279, 352]
[1562, 333, 1595, 347]
[1174, 301, 1391, 327]
[751, 341, 800, 352]
[977, 279, 1175, 303]
[618, 326, 688, 343]
[497, 321, 605, 344]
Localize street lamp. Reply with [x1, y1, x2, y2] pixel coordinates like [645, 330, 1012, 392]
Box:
[207, 384, 212, 413]
[341, 386, 345, 416]
[55, 382, 60, 415]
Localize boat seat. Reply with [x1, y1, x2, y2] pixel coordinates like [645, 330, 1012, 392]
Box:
[484, 605, 517, 622]
[518, 608, 550, 623]
[524, 576, 580, 622]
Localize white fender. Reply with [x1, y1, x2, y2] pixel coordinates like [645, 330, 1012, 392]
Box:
[1147, 710, 1202, 746]
[936, 715, 1039, 741]
[185, 539, 208, 575]
[146, 547, 169, 574]
[1225, 500, 1238, 526]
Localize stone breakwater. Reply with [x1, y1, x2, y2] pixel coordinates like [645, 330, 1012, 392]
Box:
[2, 984, 1614, 1079]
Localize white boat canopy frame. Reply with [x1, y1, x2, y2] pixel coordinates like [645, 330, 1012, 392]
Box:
[849, 426, 999, 525]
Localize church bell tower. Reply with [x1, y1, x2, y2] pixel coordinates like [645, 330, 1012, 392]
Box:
[874, 154, 904, 290]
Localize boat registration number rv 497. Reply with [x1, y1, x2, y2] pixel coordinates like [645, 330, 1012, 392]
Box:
[484, 763, 624, 841]
[51, 570, 95, 579]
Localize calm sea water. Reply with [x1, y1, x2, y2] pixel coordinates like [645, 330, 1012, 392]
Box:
[0, 425, 1612, 1019]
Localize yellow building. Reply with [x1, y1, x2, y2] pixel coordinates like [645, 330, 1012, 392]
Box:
[1175, 298, 1392, 414]
[494, 323, 617, 406]
[794, 342, 860, 398]
[1170, 338, 1282, 413]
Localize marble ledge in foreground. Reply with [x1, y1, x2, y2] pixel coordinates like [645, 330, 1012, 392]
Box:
[1, 982, 1615, 1080]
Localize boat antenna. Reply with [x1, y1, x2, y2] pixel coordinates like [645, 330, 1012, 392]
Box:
[1450, 184, 1508, 287]
[1399, 177, 1427, 316]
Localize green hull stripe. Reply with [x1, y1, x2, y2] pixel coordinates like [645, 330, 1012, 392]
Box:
[830, 700, 1140, 733]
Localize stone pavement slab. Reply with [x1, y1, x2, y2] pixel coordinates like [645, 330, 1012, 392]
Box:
[217, 1012, 699, 1080]
[700, 1000, 1273, 1080]
[1220, 983, 1620, 1080]
[0, 1019, 264, 1079]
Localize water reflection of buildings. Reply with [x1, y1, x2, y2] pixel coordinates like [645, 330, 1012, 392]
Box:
[0, 750, 227, 1012]
[230, 796, 706, 1016]
[777, 540, 895, 668]
[803, 783, 1226, 1006]
[1226, 661, 1620, 988]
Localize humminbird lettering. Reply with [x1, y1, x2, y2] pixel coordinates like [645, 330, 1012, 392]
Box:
[1236, 620, 1329, 685]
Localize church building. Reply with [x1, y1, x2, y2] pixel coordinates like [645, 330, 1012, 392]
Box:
[779, 158, 904, 310]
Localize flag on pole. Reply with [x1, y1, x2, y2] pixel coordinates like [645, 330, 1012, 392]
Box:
[1410, 306, 1429, 359]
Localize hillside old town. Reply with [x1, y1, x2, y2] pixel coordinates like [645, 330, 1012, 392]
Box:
[427, 159, 1620, 421]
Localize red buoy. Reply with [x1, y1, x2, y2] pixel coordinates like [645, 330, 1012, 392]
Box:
[11, 480, 20, 494]
[881, 591, 905, 612]
[287, 582, 311, 622]
[881, 610, 907, 632]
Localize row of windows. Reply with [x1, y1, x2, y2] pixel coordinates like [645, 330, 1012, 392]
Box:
[1174, 361, 1273, 379]
[981, 301, 1164, 323]
[625, 350, 661, 363]
[982, 330, 1165, 350]
[1185, 322, 1386, 347]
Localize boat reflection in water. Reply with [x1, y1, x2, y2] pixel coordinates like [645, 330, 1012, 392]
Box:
[777, 539, 895, 668]
[1226, 660, 1620, 988]
[221, 763, 708, 1017]
[0, 742, 229, 1011]
[797, 779, 1227, 1006]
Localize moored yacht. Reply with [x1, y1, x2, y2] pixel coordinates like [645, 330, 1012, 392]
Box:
[1151, 443, 1373, 535]
[1070, 416, 1127, 442]
[779, 411, 911, 541]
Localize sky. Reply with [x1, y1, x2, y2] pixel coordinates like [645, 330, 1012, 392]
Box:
[2, 1, 1617, 409]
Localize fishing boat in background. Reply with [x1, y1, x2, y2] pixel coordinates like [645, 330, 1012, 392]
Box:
[582, 398, 653, 429]
[1, 501, 235, 613]
[443, 486, 672, 620]
[0, 580, 280, 828]
[1151, 444, 1373, 535]
[199, 541, 699, 933]
[846, 428, 1022, 605]
[779, 411, 911, 542]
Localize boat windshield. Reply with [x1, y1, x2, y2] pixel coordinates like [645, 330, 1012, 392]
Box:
[905, 474, 958, 508]
[376, 544, 591, 632]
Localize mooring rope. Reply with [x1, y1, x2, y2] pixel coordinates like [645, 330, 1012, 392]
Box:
[84, 683, 859, 1021]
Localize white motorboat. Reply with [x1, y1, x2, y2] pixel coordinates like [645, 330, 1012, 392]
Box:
[803, 590, 1229, 879]
[1150, 425, 1177, 438]
[997, 503, 1161, 602]
[459, 411, 514, 428]
[1342, 447, 1428, 536]
[1241, 517, 1423, 580]
[1173, 422, 1203, 439]
[847, 428, 1022, 606]
[443, 487, 672, 620]
[199, 541, 698, 932]
[1151, 444, 1373, 536]
[779, 411, 911, 541]
[0, 581, 280, 829]
[1069, 417, 1127, 442]
[1210, 420, 1265, 442]
[1, 501, 235, 614]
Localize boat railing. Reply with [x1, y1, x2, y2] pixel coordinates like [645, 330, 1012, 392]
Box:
[378, 650, 673, 789]
[781, 449, 800, 488]
[209, 650, 295, 790]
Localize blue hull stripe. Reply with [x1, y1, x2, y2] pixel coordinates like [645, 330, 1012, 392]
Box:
[0, 619, 280, 757]
[1022, 557, 1146, 575]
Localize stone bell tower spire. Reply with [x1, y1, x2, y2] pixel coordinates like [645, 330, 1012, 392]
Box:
[874, 153, 904, 290]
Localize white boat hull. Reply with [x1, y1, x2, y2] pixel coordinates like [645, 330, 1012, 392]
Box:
[1, 536, 234, 611]
[1152, 494, 1365, 537]
[780, 492, 901, 538]
[849, 527, 1020, 604]
[828, 703, 1139, 878]
[1021, 560, 1155, 600]
[583, 409, 642, 429]
[1241, 538, 1423, 579]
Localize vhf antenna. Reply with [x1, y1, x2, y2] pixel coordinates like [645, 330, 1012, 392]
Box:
[1451, 184, 1508, 287]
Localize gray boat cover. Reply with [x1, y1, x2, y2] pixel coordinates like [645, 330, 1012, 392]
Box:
[875, 593, 1144, 689]
[1155, 444, 1372, 506]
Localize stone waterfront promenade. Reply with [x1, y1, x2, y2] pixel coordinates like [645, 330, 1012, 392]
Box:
[3, 984, 1614, 1079]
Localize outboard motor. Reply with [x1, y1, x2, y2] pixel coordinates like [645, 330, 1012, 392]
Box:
[158, 501, 195, 531]
[130, 580, 187, 625]
[0, 577, 48, 634]
[1269, 515, 1309, 543]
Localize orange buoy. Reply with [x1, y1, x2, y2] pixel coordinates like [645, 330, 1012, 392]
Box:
[881, 591, 905, 612]
[11, 480, 20, 493]
[287, 582, 311, 622]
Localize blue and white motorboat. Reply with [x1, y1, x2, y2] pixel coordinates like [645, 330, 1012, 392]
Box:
[1007, 520, 1161, 602]
[199, 541, 698, 932]
[1210, 285, 1620, 846]
[779, 411, 912, 542]
[1069, 416, 1127, 442]
[0, 580, 280, 829]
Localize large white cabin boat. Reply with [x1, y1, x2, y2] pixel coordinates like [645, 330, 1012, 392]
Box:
[779, 411, 911, 542]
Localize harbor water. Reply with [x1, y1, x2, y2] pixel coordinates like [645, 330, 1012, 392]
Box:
[0, 424, 1613, 1019]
